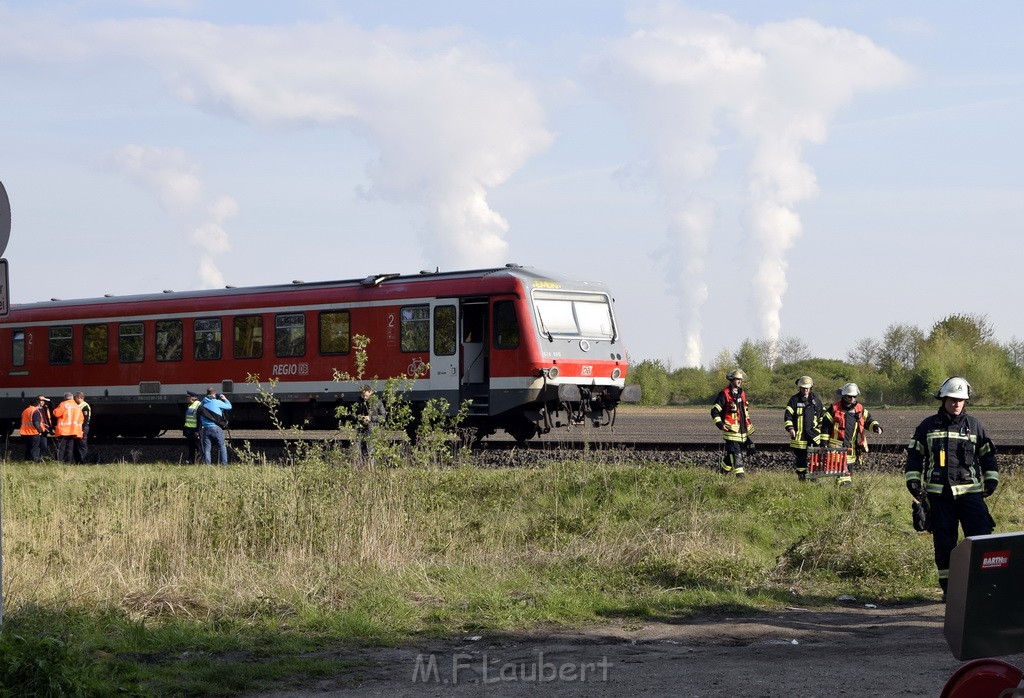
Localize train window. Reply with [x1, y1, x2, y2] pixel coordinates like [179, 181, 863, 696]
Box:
[319, 311, 350, 354]
[194, 318, 222, 361]
[494, 301, 519, 348]
[532, 291, 614, 340]
[275, 313, 305, 357]
[12, 329, 25, 367]
[119, 322, 144, 363]
[433, 305, 456, 356]
[49, 325, 73, 365]
[400, 305, 429, 352]
[573, 298, 615, 338]
[83, 324, 108, 364]
[234, 315, 263, 359]
[156, 320, 183, 362]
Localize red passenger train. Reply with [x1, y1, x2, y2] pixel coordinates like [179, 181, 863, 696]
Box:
[0, 264, 639, 442]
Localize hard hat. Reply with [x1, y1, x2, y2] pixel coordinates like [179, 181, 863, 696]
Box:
[796, 376, 813, 388]
[841, 382, 860, 397]
[727, 369, 746, 381]
[935, 376, 971, 400]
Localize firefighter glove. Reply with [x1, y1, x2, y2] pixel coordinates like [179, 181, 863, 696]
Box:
[906, 480, 922, 500]
[873, 425, 883, 434]
[984, 480, 997, 498]
[746, 440, 756, 455]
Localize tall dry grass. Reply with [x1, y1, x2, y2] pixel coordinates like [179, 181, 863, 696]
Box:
[4, 456, 1012, 635]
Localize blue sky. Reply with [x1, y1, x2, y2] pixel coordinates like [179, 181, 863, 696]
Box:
[1, 1, 1021, 367]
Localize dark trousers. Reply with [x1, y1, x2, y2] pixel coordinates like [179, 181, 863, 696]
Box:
[720, 440, 745, 475]
[791, 447, 809, 477]
[928, 489, 993, 589]
[74, 426, 89, 463]
[24, 434, 42, 462]
[57, 436, 78, 463]
[184, 428, 202, 463]
[355, 428, 376, 464]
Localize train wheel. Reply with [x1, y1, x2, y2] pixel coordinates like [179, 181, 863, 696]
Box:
[506, 419, 538, 444]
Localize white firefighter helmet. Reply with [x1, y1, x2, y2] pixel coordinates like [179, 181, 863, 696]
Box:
[727, 369, 747, 381]
[935, 376, 972, 400]
[796, 376, 813, 388]
[841, 382, 860, 397]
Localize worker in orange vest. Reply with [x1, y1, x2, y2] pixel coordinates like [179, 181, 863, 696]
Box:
[52, 391, 85, 464]
[19, 395, 52, 462]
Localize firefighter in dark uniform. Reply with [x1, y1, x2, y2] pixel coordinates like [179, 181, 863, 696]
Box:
[711, 369, 754, 479]
[819, 382, 882, 486]
[905, 376, 997, 601]
[784, 375, 823, 481]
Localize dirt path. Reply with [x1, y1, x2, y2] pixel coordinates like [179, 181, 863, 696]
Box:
[250, 602, 1024, 697]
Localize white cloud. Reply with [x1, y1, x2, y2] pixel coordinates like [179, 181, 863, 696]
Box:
[114, 144, 234, 287]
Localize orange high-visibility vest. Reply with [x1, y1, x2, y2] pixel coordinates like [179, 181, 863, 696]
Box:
[19, 405, 40, 435]
[53, 399, 84, 438]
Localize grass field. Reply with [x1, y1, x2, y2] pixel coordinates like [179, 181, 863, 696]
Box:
[0, 455, 1020, 695]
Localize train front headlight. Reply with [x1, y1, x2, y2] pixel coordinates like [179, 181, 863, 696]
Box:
[611, 368, 621, 380]
[546, 366, 559, 380]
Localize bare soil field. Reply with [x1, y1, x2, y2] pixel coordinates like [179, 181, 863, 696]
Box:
[252, 602, 1024, 697]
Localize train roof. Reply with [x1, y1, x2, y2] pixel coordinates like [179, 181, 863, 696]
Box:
[4, 263, 612, 315]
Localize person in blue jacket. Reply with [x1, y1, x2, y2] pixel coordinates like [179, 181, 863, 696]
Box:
[200, 387, 232, 465]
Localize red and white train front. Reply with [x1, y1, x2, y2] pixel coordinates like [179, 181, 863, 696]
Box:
[478, 269, 639, 441]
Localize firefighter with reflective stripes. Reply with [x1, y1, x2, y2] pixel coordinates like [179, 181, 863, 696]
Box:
[711, 369, 754, 479]
[53, 391, 85, 464]
[19, 395, 51, 462]
[784, 376, 823, 481]
[905, 377, 997, 601]
[818, 382, 882, 486]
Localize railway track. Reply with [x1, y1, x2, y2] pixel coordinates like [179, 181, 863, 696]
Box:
[11, 407, 1024, 463]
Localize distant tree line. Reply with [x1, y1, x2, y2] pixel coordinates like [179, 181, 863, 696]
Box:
[627, 313, 1024, 407]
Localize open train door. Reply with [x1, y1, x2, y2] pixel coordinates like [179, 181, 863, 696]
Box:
[429, 300, 460, 412]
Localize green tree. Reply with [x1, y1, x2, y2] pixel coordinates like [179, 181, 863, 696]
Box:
[670, 366, 716, 404]
[630, 359, 670, 406]
[879, 323, 924, 376]
[928, 313, 995, 349]
[732, 340, 769, 399]
[912, 314, 1006, 403]
[847, 337, 880, 368]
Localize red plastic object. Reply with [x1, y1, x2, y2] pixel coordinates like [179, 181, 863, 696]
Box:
[807, 447, 849, 479]
[940, 658, 1024, 698]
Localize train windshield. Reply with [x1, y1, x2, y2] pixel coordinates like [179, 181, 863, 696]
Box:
[532, 290, 616, 340]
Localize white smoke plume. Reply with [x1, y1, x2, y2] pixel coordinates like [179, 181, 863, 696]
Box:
[100, 19, 551, 269]
[595, 6, 910, 366]
[114, 145, 235, 287]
